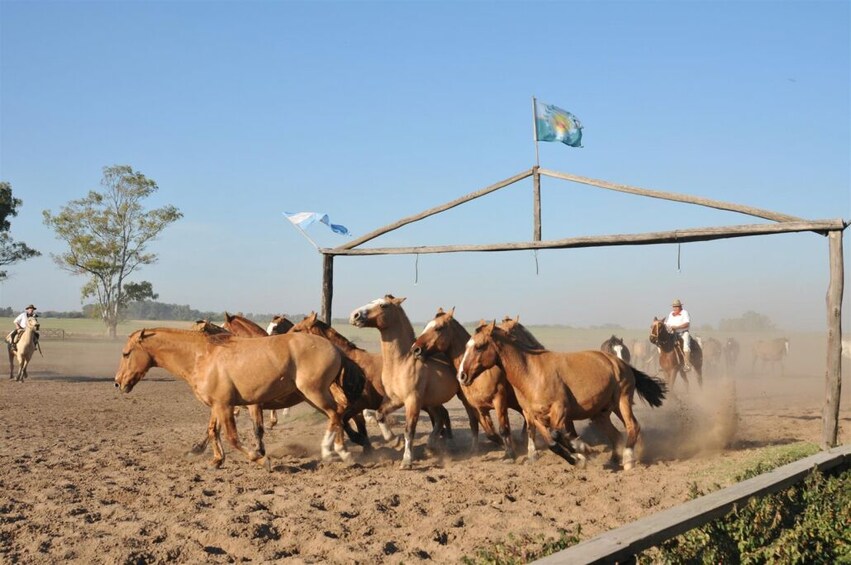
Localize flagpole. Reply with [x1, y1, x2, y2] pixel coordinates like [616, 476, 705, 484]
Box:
[532, 96, 540, 168]
[286, 222, 321, 251]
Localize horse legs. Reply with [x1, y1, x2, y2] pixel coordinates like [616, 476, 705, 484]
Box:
[401, 399, 422, 469]
[376, 397, 404, 447]
[430, 405, 453, 440]
[268, 410, 278, 429]
[247, 405, 266, 457]
[301, 387, 352, 463]
[493, 393, 516, 460]
[215, 404, 269, 469]
[7, 346, 13, 380]
[206, 411, 225, 468]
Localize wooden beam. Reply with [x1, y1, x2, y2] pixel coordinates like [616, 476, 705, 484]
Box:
[823, 231, 844, 447]
[321, 254, 333, 324]
[534, 444, 851, 565]
[322, 219, 847, 256]
[336, 168, 534, 250]
[539, 168, 804, 223]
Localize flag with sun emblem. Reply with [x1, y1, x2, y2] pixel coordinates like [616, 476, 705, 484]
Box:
[534, 101, 583, 147]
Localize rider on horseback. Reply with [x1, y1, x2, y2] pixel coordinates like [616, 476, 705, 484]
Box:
[665, 299, 692, 372]
[6, 304, 37, 352]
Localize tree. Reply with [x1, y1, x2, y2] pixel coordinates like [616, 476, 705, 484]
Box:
[719, 310, 777, 332]
[43, 165, 182, 338]
[0, 181, 41, 279]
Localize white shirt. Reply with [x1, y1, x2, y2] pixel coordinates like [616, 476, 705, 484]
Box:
[665, 309, 690, 334]
[14, 312, 32, 329]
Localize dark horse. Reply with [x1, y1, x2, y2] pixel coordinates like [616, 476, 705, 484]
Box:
[600, 335, 631, 363]
[649, 318, 703, 390]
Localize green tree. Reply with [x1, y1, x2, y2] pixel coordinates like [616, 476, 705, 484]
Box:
[43, 165, 182, 338]
[0, 181, 41, 278]
[719, 310, 777, 332]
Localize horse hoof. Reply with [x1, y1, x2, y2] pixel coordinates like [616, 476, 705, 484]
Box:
[623, 461, 635, 471]
[574, 454, 587, 469]
[525, 454, 539, 465]
[257, 457, 272, 472]
[209, 459, 224, 469]
[399, 460, 413, 470]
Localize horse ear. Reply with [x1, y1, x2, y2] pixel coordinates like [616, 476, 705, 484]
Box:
[489, 320, 497, 331]
[225, 312, 233, 322]
[308, 311, 317, 322]
[396, 296, 407, 305]
[448, 306, 455, 317]
[138, 329, 147, 342]
[436, 307, 445, 314]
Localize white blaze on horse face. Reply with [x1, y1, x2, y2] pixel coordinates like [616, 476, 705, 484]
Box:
[265, 322, 275, 335]
[458, 338, 475, 382]
[420, 320, 436, 336]
[613, 344, 623, 360]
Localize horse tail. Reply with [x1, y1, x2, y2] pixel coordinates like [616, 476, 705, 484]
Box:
[337, 355, 366, 403]
[633, 366, 667, 407]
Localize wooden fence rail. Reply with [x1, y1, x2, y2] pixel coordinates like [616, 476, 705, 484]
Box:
[534, 444, 851, 564]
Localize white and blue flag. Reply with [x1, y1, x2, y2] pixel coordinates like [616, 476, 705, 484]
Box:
[283, 212, 350, 235]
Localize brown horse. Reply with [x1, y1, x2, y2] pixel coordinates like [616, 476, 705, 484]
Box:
[193, 317, 287, 429]
[411, 308, 522, 459]
[724, 337, 741, 374]
[751, 337, 789, 375]
[114, 328, 359, 468]
[289, 312, 451, 450]
[8, 316, 39, 382]
[349, 295, 478, 469]
[266, 315, 294, 335]
[649, 317, 703, 390]
[702, 337, 723, 375]
[459, 321, 666, 470]
[601, 335, 631, 363]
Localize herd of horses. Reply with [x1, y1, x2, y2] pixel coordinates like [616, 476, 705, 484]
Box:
[109, 297, 788, 472]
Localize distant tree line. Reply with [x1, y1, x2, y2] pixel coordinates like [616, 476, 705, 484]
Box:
[719, 311, 777, 332]
[2, 302, 304, 324]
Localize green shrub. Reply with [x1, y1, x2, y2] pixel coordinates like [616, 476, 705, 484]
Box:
[644, 468, 851, 564]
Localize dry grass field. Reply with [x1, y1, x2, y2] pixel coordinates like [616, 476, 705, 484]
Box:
[1, 318, 849, 563]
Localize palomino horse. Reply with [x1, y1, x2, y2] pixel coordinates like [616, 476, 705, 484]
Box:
[701, 337, 723, 375]
[198, 316, 291, 428]
[601, 335, 631, 363]
[631, 339, 659, 372]
[350, 295, 478, 469]
[751, 338, 790, 375]
[649, 317, 703, 390]
[459, 321, 667, 470]
[289, 311, 451, 450]
[724, 337, 741, 374]
[8, 316, 39, 382]
[411, 308, 523, 459]
[114, 328, 361, 468]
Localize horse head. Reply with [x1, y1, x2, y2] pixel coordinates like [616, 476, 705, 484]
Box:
[498, 316, 546, 350]
[349, 295, 406, 330]
[411, 307, 456, 360]
[190, 319, 228, 335]
[649, 317, 670, 346]
[114, 329, 156, 393]
[291, 311, 322, 335]
[267, 315, 294, 335]
[458, 320, 500, 386]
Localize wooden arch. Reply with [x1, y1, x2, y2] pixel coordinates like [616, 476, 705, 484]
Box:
[313, 166, 847, 447]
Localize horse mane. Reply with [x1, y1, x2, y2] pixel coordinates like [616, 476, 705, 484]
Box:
[133, 327, 236, 346]
[498, 318, 547, 352]
[297, 316, 364, 353]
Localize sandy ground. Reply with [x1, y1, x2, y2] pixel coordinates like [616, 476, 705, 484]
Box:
[1, 335, 849, 564]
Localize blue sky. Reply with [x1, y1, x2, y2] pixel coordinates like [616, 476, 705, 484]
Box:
[1, 1, 849, 330]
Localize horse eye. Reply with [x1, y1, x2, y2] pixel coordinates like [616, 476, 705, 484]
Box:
[121, 351, 130, 358]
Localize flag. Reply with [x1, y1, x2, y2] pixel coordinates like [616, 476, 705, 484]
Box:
[535, 101, 583, 147]
[283, 212, 350, 235]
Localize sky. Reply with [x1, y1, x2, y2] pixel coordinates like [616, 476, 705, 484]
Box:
[1, 0, 849, 331]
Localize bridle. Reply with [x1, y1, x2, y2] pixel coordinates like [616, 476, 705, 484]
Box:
[649, 321, 675, 350]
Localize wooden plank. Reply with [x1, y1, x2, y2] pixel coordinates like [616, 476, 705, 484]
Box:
[539, 168, 804, 223]
[534, 444, 851, 565]
[323, 220, 847, 256]
[335, 169, 534, 250]
[824, 231, 844, 447]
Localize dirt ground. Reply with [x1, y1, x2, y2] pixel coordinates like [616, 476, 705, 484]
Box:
[1, 335, 849, 564]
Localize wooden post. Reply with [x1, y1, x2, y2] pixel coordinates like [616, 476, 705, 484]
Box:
[823, 230, 844, 448]
[533, 166, 541, 241]
[321, 254, 334, 325]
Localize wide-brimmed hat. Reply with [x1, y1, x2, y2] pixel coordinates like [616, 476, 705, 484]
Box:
[25, 304, 37, 310]
[671, 299, 683, 308]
